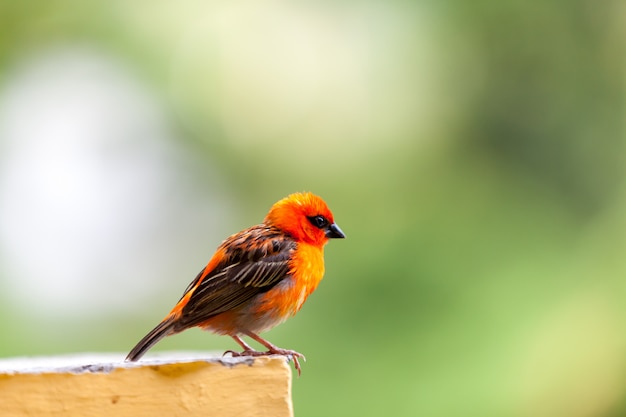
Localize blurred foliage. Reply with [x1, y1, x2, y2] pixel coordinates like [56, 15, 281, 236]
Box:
[0, 1, 624, 417]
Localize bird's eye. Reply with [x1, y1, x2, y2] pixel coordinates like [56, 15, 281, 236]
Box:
[307, 215, 329, 229]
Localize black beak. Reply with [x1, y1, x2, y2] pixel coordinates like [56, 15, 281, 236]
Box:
[325, 223, 346, 239]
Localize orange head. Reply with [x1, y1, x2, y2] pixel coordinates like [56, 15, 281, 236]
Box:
[264, 192, 345, 246]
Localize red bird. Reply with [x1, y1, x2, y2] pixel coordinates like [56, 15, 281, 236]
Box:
[126, 192, 345, 374]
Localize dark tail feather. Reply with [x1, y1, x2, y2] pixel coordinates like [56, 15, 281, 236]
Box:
[126, 317, 178, 362]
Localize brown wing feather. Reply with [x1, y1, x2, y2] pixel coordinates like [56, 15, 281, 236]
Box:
[176, 225, 296, 328]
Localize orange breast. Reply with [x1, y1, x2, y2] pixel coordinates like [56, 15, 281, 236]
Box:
[197, 243, 326, 335]
[256, 243, 325, 319]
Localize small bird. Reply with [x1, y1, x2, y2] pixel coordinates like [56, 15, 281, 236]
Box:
[125, 192, 345, 375]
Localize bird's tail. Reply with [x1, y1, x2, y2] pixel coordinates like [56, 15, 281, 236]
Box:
[125, 316, 178, 362]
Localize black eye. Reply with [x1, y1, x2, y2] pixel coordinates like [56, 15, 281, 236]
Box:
[308, 215, 329, 229]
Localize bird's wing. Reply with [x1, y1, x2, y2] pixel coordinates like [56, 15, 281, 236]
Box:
[177, 225, 296, 327]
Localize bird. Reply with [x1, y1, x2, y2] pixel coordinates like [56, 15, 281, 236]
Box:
[125, 192, 345, 375]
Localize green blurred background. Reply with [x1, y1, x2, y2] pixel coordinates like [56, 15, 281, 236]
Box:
[0, 1, 624, 416]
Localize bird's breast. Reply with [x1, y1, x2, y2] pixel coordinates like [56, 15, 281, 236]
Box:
[249, 243, 325, 328]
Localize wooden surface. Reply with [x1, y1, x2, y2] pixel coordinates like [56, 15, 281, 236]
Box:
[0, 353, 293, 417]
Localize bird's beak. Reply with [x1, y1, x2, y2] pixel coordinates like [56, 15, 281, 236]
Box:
[325, 223, 346, 239]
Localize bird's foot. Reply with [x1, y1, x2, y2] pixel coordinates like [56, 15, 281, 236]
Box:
[223, 348, 305, 376]
[267, 348, 306, 376]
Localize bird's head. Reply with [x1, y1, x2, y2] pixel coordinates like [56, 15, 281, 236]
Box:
[264, 192, 345, 246]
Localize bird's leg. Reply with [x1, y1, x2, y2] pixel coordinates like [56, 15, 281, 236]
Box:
[223, 335, 259, 357]
[224, 332, 306, 375]
[244, 331, 306, 376]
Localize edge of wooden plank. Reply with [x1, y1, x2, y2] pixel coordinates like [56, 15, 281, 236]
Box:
[0, 352, 294, 417]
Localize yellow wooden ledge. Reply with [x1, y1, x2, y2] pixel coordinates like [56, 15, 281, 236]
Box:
[0, 353, 293, 417]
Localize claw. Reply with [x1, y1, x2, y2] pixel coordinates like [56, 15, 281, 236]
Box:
[222, 350, 234, 357]
[224, 349, 259, 357]
[291, 356, 302, 376]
